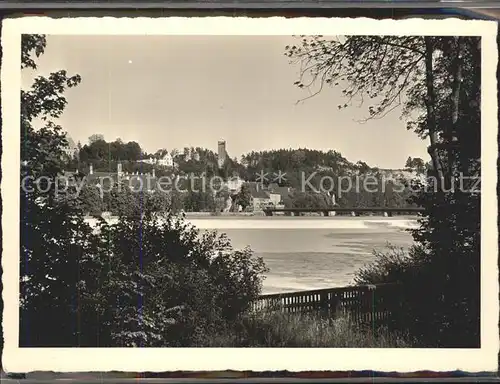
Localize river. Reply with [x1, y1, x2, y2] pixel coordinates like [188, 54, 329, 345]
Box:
[84, 216, 417, 294]
[188, 216, 417, 294]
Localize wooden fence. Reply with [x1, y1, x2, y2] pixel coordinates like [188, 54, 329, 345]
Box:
[252, 283, 402, 326]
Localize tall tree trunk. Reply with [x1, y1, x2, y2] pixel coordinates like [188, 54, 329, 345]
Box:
[448, 37, 465, 178]
[424, 37, 445, 186]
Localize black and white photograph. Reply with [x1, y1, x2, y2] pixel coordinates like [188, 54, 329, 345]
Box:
[1, 17, 498, 373]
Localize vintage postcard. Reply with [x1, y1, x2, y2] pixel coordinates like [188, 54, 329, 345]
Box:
[1, 16, 498, 373]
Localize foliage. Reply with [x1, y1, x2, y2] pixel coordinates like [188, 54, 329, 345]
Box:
[68, 132, 421, 212]
[354, 245, 417, 285]
[240, 148, 359, 185]
[289, 35, 482, 347]
[213, 186, 231, 213]
[285, 35, 480, 181]
[20, 33, 92, 346]
[404, 156, 426, 174]
[234, 183, 252, 210]
[79, 137, 144, 165]
[78, 183, 105, 216]
[283, 191, 331, 210]
[354, 240, 478, 347]
[88, 134, 104, 144]
[182, 189, 215, 212]
[84, 213, 268, 347]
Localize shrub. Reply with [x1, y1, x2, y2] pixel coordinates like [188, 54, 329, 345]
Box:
[354, 215, 480, 348]
[80, 212, 268, 347]
[354, 244, 417, 285]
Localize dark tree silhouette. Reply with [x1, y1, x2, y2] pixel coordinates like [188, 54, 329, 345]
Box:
[287, 35, 481, 347]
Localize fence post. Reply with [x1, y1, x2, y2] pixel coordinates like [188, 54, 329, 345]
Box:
[330, 292, 340, 318]
[367, 284, 376, 325]
[319, 292, 329, 317]
[389, 283, 404, 329]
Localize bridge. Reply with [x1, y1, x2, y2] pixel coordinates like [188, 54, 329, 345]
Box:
[262, 207, 425, 217]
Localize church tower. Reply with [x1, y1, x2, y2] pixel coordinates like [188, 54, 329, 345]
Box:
[117, 162, 123, 177]
[217, 140, 227, 169]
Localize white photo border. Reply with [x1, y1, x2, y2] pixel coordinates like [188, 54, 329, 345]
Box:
[1, 16, 498, 373]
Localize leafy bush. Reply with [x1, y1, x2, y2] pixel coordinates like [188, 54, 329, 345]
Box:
[354, 244, 417, 285]
[409, 188, 480, 348]
[67, 212, 268, 347]
[354, 195, 480, 348]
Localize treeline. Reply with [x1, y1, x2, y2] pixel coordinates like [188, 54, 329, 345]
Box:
[283, 179, 414, 211]
[77, 182, 240, 217]
[67, 137, 423, 212]
[241, 148, 364, 178]
[68, 136, 425, 184]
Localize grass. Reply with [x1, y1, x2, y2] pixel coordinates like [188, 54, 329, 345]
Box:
[203, 310, 415, 347]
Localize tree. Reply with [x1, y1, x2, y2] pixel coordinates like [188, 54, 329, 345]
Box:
[20, 34, 99, 346]
[88, 133, 104, 144]
[183, 189, 216, 212]
[213, 186, 231, 213]
[234, 184, 252, 211]
[104, 181, 141, 217]
[79, 138, 145, 167]
[287, 35, 481, 347]
[286, 36, 479, 186]
[355, 161, 371, 174]
[405, 157, 413, 169]
[285, 191, 331, 211]
[405, 157, 426, 174]
[78, 183, 105, 216]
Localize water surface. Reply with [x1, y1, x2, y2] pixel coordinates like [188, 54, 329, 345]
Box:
[190, 217, 416, 294]
[84, 216, 416, 294]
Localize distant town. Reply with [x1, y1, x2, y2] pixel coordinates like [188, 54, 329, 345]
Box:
[59, 134, 426, 217]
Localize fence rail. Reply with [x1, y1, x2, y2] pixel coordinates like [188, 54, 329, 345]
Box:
[252, 283, 402, 326]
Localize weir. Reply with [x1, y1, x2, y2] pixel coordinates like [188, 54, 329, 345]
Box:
[262, 207, 425, 217]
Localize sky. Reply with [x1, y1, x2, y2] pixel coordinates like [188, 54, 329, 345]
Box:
[22, 35, 429, 169]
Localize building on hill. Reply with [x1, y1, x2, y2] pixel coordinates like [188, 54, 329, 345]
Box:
[217, 140, 227, 168]
[158, 152, 173, 167]
[141, 157, 156, 165]
[84, 163, 159, 193]
[62, 136, 78, 159]
[246, 182, 283, 211]
[249, 188, 271, 212]
[140, 152, 173, 168]
[268, 183, 292, 202]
